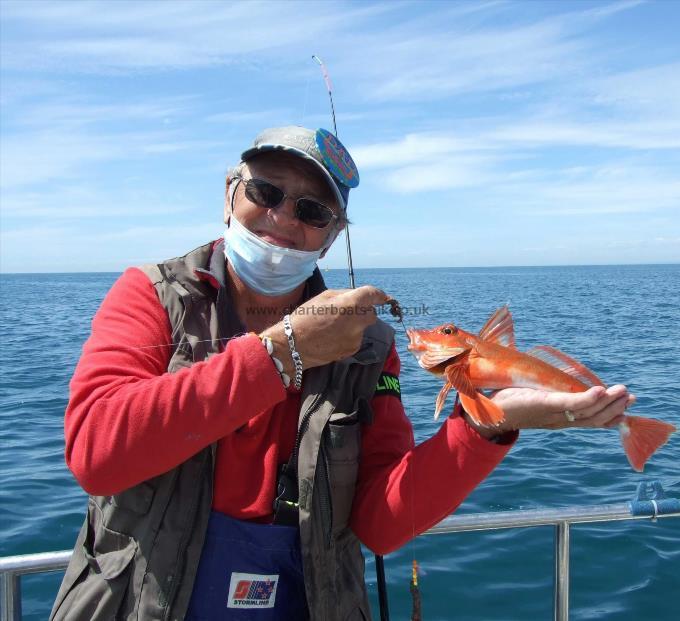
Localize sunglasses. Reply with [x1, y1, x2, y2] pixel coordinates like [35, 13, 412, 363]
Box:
[234, 176, 338, 229]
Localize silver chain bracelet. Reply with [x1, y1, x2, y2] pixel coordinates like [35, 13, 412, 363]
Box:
[260, 336, 290, 388]
[283, 314, 303, 390]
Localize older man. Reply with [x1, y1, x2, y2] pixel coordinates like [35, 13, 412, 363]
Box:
[51, 127, 632, 620]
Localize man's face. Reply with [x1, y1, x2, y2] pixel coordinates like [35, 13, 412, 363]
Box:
[224, 151, 342, 252]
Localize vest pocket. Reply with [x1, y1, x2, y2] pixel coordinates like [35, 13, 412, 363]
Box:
[326, 410, 362, 535]
[51, 502, 138, 620]
[335, 531, 371, 621]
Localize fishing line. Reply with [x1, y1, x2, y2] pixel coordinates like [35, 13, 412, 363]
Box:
[118, 335, 246, 352]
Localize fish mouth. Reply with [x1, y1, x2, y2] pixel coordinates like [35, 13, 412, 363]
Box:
[406, 328, 426, 351]
[406, 328, 427, 364]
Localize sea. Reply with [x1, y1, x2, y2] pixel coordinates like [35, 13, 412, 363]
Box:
[1, 265, 678, 621]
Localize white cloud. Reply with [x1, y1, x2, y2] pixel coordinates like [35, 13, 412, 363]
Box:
[0, 130, 128, 188]
[0, 185, 194, 219]
[0, 222, 222, 272]
[0, 121, 224, 189]
[488, 119, 680, 150]
[0, 0, 395, 72]
[353, 134, 496, 169]
[330, 1, 644, 104]
[383, 156, 498, 192]
[491, 162, 680, 216]
[205, 109, 293, 124]
[590, 62, 680, 117]
[11, 97, 195, 129]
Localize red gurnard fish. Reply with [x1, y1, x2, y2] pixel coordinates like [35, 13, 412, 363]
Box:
[406, 306, 676, 472]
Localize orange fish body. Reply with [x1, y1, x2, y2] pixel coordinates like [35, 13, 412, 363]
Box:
[465, 336, 590, 392]
[407, 306, 675, 472]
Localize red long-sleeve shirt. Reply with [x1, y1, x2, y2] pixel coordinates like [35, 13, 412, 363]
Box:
[65, 266, 515, 555]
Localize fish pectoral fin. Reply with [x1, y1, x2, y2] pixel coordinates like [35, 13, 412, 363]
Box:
[458, 392, 506, 428]
[444, 360, 476, 397]
[444, 359, 505, 427]
[478, 305, 516, 349]
[434, 382, 453, 421]
[418, 347, 467, 370]
[525, 345, 604, 388]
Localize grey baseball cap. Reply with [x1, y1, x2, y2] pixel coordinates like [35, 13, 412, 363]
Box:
[240, 126, 360, 210]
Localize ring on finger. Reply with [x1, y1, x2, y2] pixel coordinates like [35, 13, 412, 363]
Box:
[564, 409, 576, 422]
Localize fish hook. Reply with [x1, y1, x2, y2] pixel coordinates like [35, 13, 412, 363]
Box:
[385, 297, 409, 337]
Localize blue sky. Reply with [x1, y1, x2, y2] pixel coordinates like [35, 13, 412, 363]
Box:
[1, 0, 679, 272]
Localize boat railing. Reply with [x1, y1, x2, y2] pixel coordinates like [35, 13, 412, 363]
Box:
[2, 482, 678, 621]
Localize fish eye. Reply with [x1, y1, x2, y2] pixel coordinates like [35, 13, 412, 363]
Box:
[442, 325, 456, 335]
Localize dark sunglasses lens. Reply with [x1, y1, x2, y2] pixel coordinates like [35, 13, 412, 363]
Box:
[296, 199, 334, 228]
[245, 179, 285, 209]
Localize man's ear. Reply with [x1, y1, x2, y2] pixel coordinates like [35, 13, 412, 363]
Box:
[319, 221, 345, 259]
[224, 178, 233, 225]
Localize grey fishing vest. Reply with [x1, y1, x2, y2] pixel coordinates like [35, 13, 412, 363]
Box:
[51, 241, 395, 621]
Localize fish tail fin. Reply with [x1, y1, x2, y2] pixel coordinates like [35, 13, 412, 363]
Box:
[434, 382, 453, 421]
[459, 392, 506, 428]
[619, 415, 676, 472]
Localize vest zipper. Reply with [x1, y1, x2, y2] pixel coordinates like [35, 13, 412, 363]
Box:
[291, 392, 323, 469]
[318, 439, 334, 548]
[291, 392, 334, 547]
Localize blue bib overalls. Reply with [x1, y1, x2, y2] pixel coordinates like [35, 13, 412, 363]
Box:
[185, 511, 308, 620]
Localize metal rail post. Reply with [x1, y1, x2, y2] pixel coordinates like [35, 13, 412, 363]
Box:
[1, 570, 21, 621]
[554, 521, 570, 621]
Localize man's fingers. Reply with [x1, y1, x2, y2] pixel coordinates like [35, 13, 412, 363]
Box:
[543, 385, 632, 418]
[571, 385, 630, 420]
[352, 285, 391, 307]
[574, 395, 629, 428]
[543, 385, 606, 413]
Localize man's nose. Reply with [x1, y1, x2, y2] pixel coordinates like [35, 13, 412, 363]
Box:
[270, 196, 299, 225]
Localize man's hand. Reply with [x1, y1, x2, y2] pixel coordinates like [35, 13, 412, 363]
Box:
[260, 286, 391, 377]
[465, 384, 635, 440]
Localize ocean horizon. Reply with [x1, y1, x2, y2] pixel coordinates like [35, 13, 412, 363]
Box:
[1, 261, 679, 276]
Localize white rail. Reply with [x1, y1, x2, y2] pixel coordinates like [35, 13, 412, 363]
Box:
[2, 499, 678, 621]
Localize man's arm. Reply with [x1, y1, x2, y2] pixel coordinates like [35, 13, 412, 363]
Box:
[350, 345, 515, 555]
[65, 267, 287, 496]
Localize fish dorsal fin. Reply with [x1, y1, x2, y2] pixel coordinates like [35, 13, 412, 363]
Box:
[478, 306, 516, 349]
[525, 345, 605, 388]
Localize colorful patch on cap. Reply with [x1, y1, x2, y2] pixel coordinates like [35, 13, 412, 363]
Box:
[315, 128, 360, 188]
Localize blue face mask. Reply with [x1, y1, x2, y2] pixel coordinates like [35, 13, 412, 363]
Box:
[224, 215, 324, 296]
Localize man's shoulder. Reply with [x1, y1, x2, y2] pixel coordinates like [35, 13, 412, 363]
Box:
[136, 240, 221, 280]
[162, 240, 221, 269]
